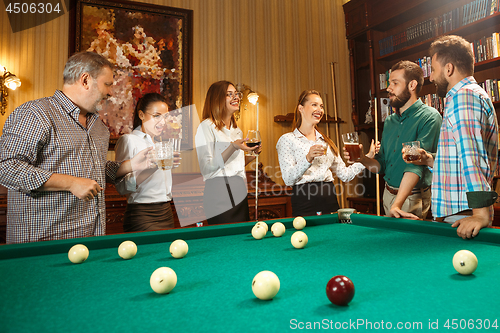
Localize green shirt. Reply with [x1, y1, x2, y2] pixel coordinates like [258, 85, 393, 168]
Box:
[375, 99, 442, 189]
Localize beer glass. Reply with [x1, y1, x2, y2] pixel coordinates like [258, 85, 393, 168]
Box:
[342, 132, 361, 161]
[402, 141, 421, 162]
[153, 141, 174, 170]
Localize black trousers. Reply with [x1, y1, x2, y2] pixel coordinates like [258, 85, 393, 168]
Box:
[203, 176, 250, 225]
[123, 202, 174, 232]
[291, 182, 339, 217]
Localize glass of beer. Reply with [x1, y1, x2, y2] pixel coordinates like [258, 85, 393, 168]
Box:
[167, 138, 181, 153]
[167, 138, 181, 168]
[319, 141, 328, 155]
[245, 130, 261, 156]
[153, 141, 174, 170]
[402, 141, 421, 162]
[342, 132, 361, 161]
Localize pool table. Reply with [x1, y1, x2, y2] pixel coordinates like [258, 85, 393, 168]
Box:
[1, 214, 500, 332]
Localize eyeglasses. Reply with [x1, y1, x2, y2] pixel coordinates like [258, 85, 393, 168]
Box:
[144, 112, 166, 122]
[226, 92, 243, 100]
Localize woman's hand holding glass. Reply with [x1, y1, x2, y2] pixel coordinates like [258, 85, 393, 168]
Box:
[232, 138, 261, 154]
[131, 146, 156, 171]
[306, 142, 327, 163]
[245, 130, 262, 156]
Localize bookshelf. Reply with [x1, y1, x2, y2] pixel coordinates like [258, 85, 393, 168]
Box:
[343, 0, 500, 215]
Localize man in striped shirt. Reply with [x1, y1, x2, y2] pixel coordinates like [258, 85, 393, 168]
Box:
[408, 35, 498, 239]
[0, 52, 150, 243]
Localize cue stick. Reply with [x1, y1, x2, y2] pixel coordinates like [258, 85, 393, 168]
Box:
[374, 97, 381, 216]
[255, 101, 259, 221]
[324, 93, 329, 137]
[324, 94, 336, 204]
[330, 62, 344, 208]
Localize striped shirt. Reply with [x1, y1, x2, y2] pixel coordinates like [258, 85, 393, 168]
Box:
[431, 77, 498, 218]
[0, 90, 121, 243]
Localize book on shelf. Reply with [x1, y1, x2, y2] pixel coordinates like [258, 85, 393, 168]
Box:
[378, 0, 499, 57]
[491, 0, 499, 15]
[416, 56, 432, 78]
[421, 94, 445, 114]
[380, 98, 393, 122]
[379, 74, 387, 91]
[493, 32, 499, 58]
[480, 79, 500, 102]
[470, 31, 500, 63]
[378, 69, 392, 90]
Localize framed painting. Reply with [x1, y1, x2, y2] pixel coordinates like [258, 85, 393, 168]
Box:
[70, 0, 193, 149]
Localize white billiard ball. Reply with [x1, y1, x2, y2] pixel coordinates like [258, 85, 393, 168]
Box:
[118, 240, 137, 260]
[291, 231, 308, 249]
[252, 225, 267, 240]
[293, 216, 306, 230]
[453, 250, 478, 275]
[255, 221, 269, 233]
[271, 222, 286, 237]
[150, 267, 177, 294]
[68, 244, 89, 264]
[170, 239, 189, 259]
[252, 270, 280, 300]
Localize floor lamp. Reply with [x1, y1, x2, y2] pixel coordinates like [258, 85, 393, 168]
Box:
[247, 91, 259, 221]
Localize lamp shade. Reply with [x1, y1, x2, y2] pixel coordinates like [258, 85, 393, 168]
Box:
[4, 74, 21, 90]
[247, 92, 259, 105]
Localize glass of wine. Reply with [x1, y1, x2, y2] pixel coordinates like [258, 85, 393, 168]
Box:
[245, 130, 261, 156]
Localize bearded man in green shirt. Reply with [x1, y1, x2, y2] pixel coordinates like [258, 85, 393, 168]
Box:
[346, 60, 442, 219]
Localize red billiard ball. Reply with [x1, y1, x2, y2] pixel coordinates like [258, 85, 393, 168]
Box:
[326, 275, 355, 306]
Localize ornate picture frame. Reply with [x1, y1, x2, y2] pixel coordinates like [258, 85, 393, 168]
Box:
[70, 0, 193, 148]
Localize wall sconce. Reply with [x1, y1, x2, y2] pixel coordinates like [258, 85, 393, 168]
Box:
[0, 65, 22, 115]
[237, 83, 259, 103]
[236, 83, 259, 120]
[247, 91, 259, 106]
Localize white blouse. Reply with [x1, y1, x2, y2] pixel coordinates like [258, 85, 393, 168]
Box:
[114, 128, 172, 203]
[276, 128, 365, 186]
[195, 119, 246, 181]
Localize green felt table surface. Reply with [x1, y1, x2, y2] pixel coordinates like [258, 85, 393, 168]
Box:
[1, 213, 500, 333]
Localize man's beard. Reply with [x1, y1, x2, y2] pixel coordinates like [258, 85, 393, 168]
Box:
[389, 87, 411, 112]
[434, 73, 449, 98]
[93, 99, 107, 113]
[89, 94, 109, 114]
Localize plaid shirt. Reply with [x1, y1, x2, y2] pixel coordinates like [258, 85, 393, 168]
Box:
[431, 77, 498, 218]
[0, 90, 121, 243]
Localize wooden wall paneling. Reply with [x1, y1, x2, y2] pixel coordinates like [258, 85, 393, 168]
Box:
[0, 0, 356, 222]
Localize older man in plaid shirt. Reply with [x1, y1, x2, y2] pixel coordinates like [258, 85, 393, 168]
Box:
[0, 52, 150, 243]
[407, 35, 498, 239]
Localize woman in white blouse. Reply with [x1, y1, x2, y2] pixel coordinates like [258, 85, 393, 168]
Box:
[195, 81, 261, 225]
[276, 90, 378, 217]
[115, 93, 178, 232]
